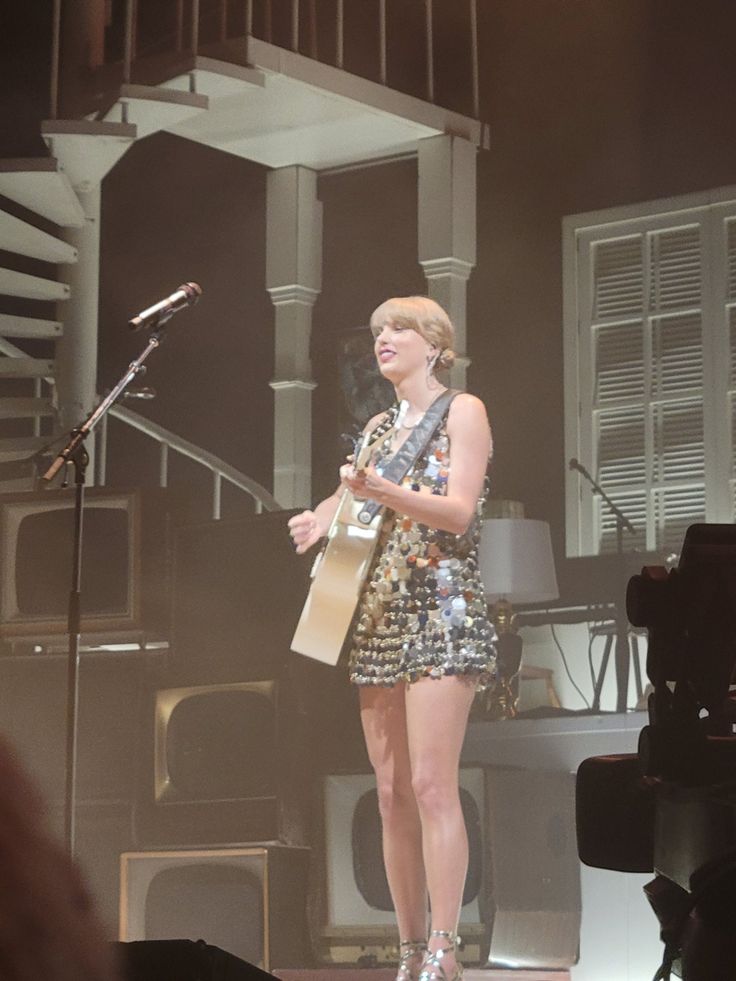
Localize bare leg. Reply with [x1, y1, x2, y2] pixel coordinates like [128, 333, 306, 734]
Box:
[360, 683, 428, 963]
[405, 676, 477, 979]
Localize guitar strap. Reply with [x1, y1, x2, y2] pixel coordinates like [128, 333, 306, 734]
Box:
[357, 388, 460, 525]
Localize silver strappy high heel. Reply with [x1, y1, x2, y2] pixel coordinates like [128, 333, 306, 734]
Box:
[418, 931, 463, 981]
[397, 939, 428, 981]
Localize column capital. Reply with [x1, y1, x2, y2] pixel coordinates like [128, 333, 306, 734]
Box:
[420, 257, 474, 281]
[269, 379, 318, 392]
[267, 284, 320, 307]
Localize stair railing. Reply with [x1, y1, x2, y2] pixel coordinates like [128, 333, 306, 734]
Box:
[50, 0, 481, 120]
[0, 334, 277, 516]
[97, 404, 281, 518]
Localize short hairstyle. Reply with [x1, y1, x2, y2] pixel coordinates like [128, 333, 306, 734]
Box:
[369, 296, 456, 370]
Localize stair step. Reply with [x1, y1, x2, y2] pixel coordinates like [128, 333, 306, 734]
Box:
[41, 120, 137, 187]
[0, 358, 55, 378]
[0, 314, 63, 339]
[0, 397, 55, 419]
[0, 158, 85, 228]
[103, 84, 208, 138]
[0, 435, 52, 453]
[0, 268, 69, 301]
[0, 210, 78, 264]
[163, 56, 265, 98]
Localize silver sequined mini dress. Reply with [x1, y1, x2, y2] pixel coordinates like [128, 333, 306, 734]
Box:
[348, 412, 497, 688]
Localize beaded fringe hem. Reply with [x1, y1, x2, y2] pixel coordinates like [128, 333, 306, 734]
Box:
[349, 663, 496, 689]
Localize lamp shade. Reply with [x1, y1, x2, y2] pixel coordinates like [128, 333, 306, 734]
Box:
[479, 518, 559, 604]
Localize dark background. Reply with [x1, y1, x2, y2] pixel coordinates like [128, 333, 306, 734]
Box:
[1, 0, 735, 938]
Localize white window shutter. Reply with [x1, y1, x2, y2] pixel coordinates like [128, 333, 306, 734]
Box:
[564, 190, 736, 558]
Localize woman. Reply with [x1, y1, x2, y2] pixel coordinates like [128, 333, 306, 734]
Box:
[288, 296, 496, 981]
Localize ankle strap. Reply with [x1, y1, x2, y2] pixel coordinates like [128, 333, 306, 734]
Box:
[429, 930, 461, 947]
[400, 939, 428, 949]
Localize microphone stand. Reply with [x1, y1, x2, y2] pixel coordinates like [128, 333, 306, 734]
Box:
[571, 459, 637, 714]
[43, 326, 169, 857]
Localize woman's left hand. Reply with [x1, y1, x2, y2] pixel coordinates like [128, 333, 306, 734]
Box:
[343, 463, 391, 504]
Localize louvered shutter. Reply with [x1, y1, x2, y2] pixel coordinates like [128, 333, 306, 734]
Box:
[564, 192, 736, 557]
[648, 225, 706, 553]
[589, 234, 648, 552]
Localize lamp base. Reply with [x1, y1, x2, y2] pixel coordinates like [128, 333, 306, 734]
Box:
[476, 631, 523, 721]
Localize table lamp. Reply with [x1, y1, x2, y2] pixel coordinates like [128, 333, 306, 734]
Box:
[478, 517, 559, 717]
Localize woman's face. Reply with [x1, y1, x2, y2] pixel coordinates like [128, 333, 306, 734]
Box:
[371, 320, 435, 380]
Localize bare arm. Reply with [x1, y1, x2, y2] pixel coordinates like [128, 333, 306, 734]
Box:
[287, 487, 342, 554]
[343, 394, 491, 536]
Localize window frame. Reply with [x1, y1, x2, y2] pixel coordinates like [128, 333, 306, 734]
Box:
[563, 186, 736, 557]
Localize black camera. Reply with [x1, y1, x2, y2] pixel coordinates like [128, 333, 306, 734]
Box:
[576, 525, 736, 981]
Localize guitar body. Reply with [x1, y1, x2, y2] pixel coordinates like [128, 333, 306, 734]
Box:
[290, 408, 405, 665]
[290, 493, 383, 665]
[290, 394, 450, 666]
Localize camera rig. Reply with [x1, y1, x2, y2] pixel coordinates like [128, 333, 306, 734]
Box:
[576, 524, 736, 981]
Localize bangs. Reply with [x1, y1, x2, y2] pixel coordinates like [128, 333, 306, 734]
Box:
[369, 298, 423, 332]
[368, 296, 455, 350]
[369, 314, 419, 339]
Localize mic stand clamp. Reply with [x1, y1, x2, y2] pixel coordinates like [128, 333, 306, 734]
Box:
[42, 326, 168, 857]
[43, 330, 164, 482]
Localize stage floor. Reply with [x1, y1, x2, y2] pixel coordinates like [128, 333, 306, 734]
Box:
[276, 970, 570, 981]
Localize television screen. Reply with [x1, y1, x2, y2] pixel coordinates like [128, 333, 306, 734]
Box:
[323, 769, 488, 935]
[154, 682, 278, 803]
[120, 846, 311, 971]
[145, 862, 265, 964]
[137, 680, 310, 847]
[352, 785, 483, 912]
[0, 489, 140, 636]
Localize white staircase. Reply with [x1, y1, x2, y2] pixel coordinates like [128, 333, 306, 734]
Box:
[0, 110, 279, 509]
[0, 113, 141, 489]
[0, 159, 81, 489]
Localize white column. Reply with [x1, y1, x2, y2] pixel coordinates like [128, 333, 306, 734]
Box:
[266, 166, 322, 507]
[56, 181, 102, 478]
[417, 134, 477, 390]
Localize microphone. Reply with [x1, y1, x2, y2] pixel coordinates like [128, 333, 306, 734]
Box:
[569, 457, 590, 478]
[128, 282, 202, 331]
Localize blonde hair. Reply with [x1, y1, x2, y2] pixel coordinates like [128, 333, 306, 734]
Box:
[369, 296, 456, 371]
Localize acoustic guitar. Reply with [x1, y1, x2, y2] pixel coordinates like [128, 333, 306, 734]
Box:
[290, 403, 407, 665]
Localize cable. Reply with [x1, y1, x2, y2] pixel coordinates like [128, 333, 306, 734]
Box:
[550, 623, 591, 709]
[587, 630, 597, 693]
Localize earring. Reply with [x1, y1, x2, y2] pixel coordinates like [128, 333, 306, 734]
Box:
[426, 351, 440, 386]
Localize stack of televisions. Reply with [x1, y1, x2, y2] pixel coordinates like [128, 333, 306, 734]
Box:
[119, 510, 314, 972]
[116, 509, 584, 974]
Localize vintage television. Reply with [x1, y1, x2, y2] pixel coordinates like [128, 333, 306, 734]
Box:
[0, 489, 141, 637]
[320, 768, 490, 964]
[119, 845, 311, 971]
[135, 680, 310, 847]
[320, 767, 581, 971]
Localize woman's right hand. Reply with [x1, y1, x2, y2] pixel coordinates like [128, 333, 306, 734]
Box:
[287, 510, 325, 554]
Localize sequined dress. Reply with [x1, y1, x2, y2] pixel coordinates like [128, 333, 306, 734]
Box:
[348, 406, 497, 687]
